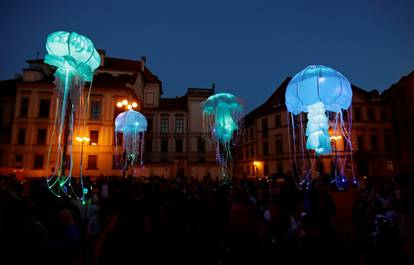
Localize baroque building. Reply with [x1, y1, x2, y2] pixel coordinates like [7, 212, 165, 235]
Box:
[235, 78, 396, 180]
[0, 51, 219, 179]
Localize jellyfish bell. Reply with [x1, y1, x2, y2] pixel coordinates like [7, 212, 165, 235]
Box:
[115, 109, 148, 134]
[286, 65, 352, 155]
[45, 31, 100, 81]
[203, 93, 243, 143]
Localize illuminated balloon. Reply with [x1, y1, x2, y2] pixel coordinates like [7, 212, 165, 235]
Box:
[114, 109, 147, 170]
[45, 31, 100, 199]
[202, 93, 243, 184]
[285, 65, 354, 189]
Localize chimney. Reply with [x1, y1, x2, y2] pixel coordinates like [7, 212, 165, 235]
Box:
[98, 49, 106, 66]
[141, 56, 146, 72]
[212, 82, 215, 90]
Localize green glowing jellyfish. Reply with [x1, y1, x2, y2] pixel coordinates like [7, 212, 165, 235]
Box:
[45, 31, 100, 200]
[202, 93, 243, 184]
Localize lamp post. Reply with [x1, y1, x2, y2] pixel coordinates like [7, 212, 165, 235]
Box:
[76, 136, 90, 199]
[116, 99, 139, 111]
[253, 161, 260, 177]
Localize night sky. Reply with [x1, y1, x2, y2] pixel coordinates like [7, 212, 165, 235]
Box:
[1, 0, 413, 112]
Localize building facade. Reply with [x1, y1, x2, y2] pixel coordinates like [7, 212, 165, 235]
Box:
[235, 78, 396, 181]
[0, 51, 219, 179]
[383, 71, 414, 175]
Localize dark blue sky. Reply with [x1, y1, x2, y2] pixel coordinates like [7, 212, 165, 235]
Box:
[1, 0, 413, 112]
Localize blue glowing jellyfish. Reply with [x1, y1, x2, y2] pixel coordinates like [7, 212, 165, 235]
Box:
[114, 109, 147, 171]
[285, 65, 354, 189]
[44, 31, 100, 199]
[202, 93, 243, 184]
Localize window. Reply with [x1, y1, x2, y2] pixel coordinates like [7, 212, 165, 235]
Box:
[145, 140, 152, 152]
[277, 162, 284, 173]
[386, 161, 394, 171]
[380, 108, 388, 121]
[15, 155, 23, 163]
[251, 147, 254, 158]
[263, 142, 269, 156]
[33, 155, 44, 169]
[197, 137, 205, 152]
[38, 99, 50, 118]
[20, 98, 29, 118]
[384, 134, 392, 151]
[262, 118, 268, 138]
[90, 101, 102, 120]
[175, 117, 184, 133]
[370, 134, 379, 151]
[354, 107, 362, 121]
[112, 155, 121, 169]
[90, 130, 99, 145]
[37, 129, 47, 145]
[15, 155, 23, 167]
[147, 117, 153, 132]
[275, 138, 283, 155]
[247, 165, 250, 175]
[87, 155, 98, 169]
[250, 128, 253, 140]
[264, 163, 269, 176]
[367, 108, 376, 121]
[161, 139, 168, 152]
[161, 116, 169, 133]
[357, 135, 364, 151]
[275, 114, 281, 128]
[17, 128, 26, 145]
[114, 132, 123, 146]
[176, 139, 183, 152]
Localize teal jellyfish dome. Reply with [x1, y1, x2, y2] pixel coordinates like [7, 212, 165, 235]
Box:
[45, 31, 101, 81]
[115, 109, 148, 134]
[203, 93, 243, 143]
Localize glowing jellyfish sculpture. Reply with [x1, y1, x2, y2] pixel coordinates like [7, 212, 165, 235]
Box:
[202, 93, 243, 184]
[285, 65, 354, 189]
[114, 109, 147, 171]
[45, 31, 100, 198]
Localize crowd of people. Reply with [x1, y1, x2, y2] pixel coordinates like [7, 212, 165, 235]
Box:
[0, 173, 413, 265]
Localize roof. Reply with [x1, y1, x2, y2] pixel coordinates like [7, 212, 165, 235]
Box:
[158, 96, 188, 110]
[382, 70, 414, 99]
[97, 56, 161, 84]
[243, 78, 290, 126]
[27, 56, 162, 92]
[187, 87, 215, 97]
[92, 72, 135, 88]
